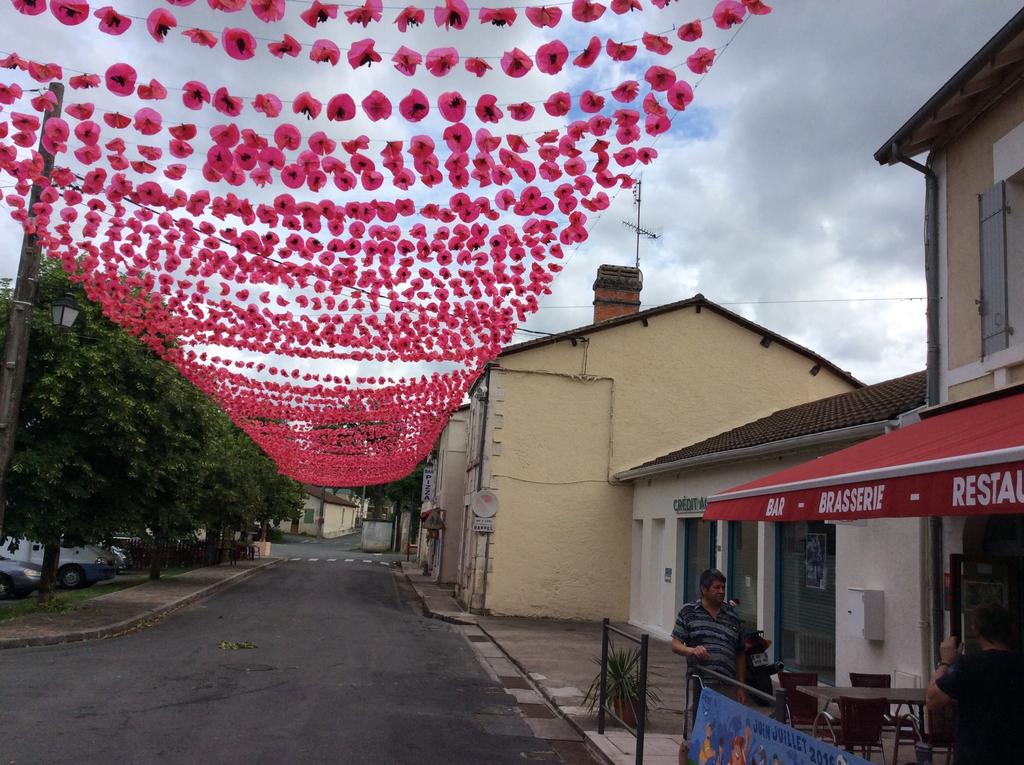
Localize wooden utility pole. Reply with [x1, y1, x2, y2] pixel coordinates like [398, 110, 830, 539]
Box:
[0, 82, 64, 537]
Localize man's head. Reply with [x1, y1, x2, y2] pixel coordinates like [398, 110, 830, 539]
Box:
[971, 602, 1015, 647]
[699, 568, 727, 607]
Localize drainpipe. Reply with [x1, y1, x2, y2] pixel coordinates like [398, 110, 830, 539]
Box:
[893, 143, 944, 666]
[475, 364, 493, 613]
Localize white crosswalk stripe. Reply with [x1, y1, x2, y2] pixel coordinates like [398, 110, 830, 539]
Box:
[308, 558, 319, 562]
[344, 559, 354, 562]
[289, 557, 301, 561]
[327, 558, 337, 562]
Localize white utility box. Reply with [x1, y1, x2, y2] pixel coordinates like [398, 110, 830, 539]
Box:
[846, 588, 885, 640]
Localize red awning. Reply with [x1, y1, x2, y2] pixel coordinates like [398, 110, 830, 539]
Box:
[705, 389, 1024, 522]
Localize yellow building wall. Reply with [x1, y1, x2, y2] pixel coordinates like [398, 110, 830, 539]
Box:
[944, 82, 1024, 371]
[484, 305, 857, 619]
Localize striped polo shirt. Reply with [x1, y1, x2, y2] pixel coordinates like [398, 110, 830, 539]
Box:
[672, 600, 744, 684]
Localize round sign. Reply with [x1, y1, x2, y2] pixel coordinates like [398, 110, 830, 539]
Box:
[471, 490, 499, 518]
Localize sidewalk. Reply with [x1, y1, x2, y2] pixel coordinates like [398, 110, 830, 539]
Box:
[401, 564, 688, 765]
[0, 558, 281, 649]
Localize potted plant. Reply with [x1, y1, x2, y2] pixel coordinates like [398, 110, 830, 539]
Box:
[583, 645, 661, 728]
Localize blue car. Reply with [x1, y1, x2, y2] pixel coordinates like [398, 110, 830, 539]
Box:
[0, 556, 43, 599]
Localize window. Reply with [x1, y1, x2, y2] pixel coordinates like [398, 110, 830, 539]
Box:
[777, 521, 836, 684]
[683, 518, 716, 603]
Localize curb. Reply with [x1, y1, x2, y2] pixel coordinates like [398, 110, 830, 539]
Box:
[0, 557, 283, 650]
[400, 568, 614, 765]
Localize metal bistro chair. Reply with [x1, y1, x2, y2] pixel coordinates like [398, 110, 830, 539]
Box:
[778, 671, 819, 730]
[892, 705, 957, 765]
[813, 695, 889, 765]
[850, 672, 913, 736]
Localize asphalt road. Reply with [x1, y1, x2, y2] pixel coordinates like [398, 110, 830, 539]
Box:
[0, 535, 568, 764]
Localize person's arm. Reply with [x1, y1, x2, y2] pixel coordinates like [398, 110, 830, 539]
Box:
[926, 636, 960, 711]
[672, 637, 710, 661]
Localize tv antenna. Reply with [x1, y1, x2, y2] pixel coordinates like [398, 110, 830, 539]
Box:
[621, 180, 659, 269]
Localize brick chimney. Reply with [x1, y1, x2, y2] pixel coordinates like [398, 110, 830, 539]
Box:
[592, 265, 643, 323]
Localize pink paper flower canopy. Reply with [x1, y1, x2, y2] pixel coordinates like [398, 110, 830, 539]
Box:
[0, 0, 771, 484]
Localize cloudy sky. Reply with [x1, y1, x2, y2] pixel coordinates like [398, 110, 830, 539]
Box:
[0, 0, 1020, 390]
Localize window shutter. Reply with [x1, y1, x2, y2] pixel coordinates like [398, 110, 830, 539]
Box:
[979, 181, 1010, 356]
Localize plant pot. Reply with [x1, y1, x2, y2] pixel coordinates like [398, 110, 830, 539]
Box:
[612, 696, 639, 729]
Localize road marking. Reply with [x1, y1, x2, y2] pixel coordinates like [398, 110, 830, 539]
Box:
[361, 560, 373, 564]
[308, 558, 319, 562]
[289, 557, 301, 561]
[327, 558, 337, 562]
[379, 562, 389, 566]
[344, 559, 354, 562]
[373, 553, 382, 556]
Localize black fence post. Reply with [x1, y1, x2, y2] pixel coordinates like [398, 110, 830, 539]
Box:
[773, 688, 787, 724]
[598, 617, 609, 734]
[636, 633, 648, 765]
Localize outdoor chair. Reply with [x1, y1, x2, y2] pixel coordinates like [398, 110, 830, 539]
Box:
[813, 695, 889, 765]
[892, 705, 956, 765]
[778, 671, 819, 730]
[850, 672, 911, 732]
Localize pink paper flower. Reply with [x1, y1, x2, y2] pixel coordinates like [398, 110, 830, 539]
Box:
[399, 89, 429, 122]
[579, 90, 604, 113]
[268, 34, 301, 57]
[666, 80, 693, 111]
[606, 39, 637, 61]
[105, 63, 137, 96]
[611, 80, 639, 103]
[644, 65, 676, 92]
[394, 5, 424, 30]
[570, 0, 604, 23]
[327, 93, 355, 121]
[433, 0, 468, 29]
[392, 46, 422, 76]
[301, 1, 338, 26]
[573, 36, 600, 68]
[642, 32, 672, 54]
[222, 27, 257, 59]
[209, 0, 246, 11]
[183, 28, 217, 47]
[274, 123, 301, 149]
[133, 107, 162, 135]
[146, 8, 177, 41]
[677, 20, 702, 41]
[12, 0, 46, 16]
[138, 79, 168, 100]
[507, 102, 534, 121]
[213, 86, 243, 116]
[610, 0, 640, 13]
[0, 83, 22, 105]
[69, 73, 100, 89]
[425, 47, 458, 76]
[743, 0, 772, 14]
[464, 57, 491, 77]
[94, 4, 131, 32]
[348, 38, 381, 68]
[50, 0, 88, 24]
[361, 90, 392, 121]
[252, 93, 282, 117]
[479, 6, 515, 26]
[500, 48, 532, 78]
[311, 39, 341, 65]
[535, 40, 568, 75]
[525, 5, 560, 27]
[686, 47, 715, 74]
[475, 95, 502, 123]
[293, 91, 323, 119]
[437, 91, 466, 122]
[251, 0, 286, 22]
[713, 0, 745, 28]
[345, 0, 382, 26]
[543, 91, 570, 117]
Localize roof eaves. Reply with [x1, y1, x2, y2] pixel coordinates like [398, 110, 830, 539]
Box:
[874, 7, 1024, 164]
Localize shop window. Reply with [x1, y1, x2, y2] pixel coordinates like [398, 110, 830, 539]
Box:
[729, 521, 758, 629]
[303, 507, 315, 524]
[777, 521, 836, 684]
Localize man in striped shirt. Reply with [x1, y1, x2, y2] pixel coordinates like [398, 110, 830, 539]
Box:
[672, 568, 746, 762]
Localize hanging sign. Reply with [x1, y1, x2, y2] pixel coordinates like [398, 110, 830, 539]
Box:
[472, 517, 495, 533]
[421, 466, 436, 502]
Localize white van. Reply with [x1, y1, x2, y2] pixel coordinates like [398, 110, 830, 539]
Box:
[0, 537, 117, 589]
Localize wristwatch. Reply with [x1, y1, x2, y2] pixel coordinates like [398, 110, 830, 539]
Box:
[936, 661, 951, 668]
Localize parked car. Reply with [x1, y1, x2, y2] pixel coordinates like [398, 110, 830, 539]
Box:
[1, 537, 117, 589]
[107, 545, 132, 573]
[0, 555, 42, 599]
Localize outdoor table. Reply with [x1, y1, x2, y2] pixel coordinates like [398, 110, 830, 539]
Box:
[796, 685, 927, 729]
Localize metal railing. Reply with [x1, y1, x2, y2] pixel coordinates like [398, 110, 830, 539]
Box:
[596, 618, 650, 765]
[685, 666, 788, 738]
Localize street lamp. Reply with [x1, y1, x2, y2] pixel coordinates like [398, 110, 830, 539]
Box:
[50, 292, 81, 330]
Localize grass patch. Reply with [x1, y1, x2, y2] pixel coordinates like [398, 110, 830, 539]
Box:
[0, 565, 202, 622]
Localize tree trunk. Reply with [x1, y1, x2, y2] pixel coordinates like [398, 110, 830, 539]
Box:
[148, 528, 162, 581]
[36, 542, 60, 603]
